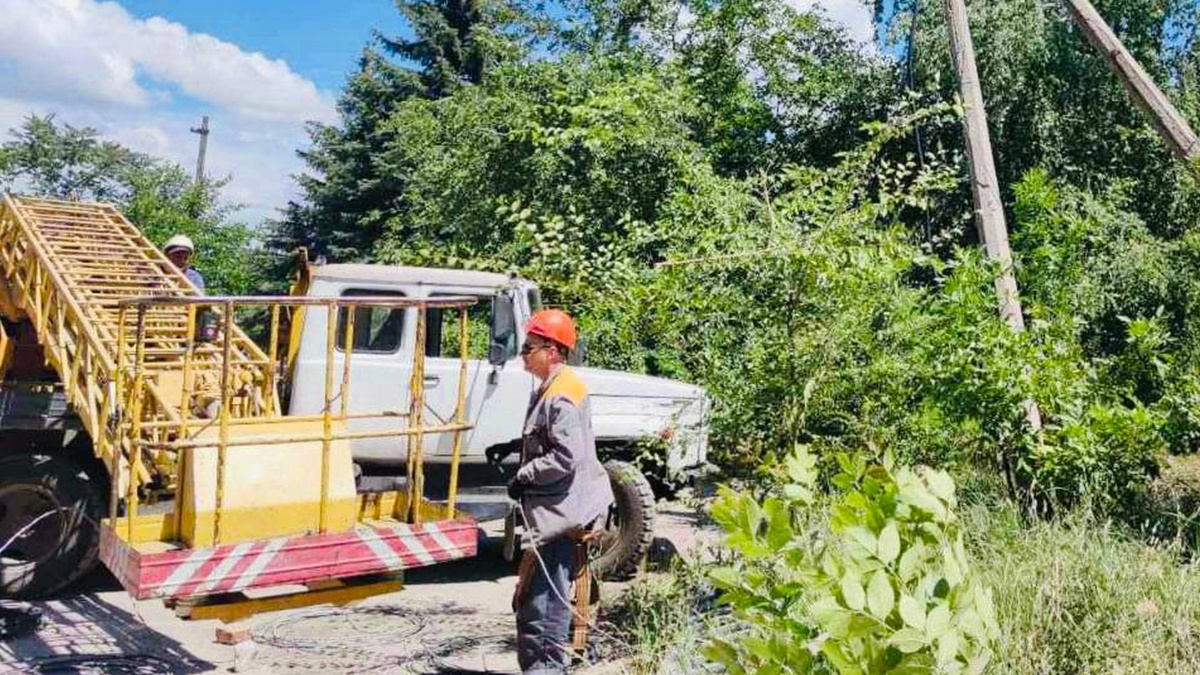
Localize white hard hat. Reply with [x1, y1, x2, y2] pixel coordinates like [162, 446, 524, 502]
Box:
[164, 234, 195, 254]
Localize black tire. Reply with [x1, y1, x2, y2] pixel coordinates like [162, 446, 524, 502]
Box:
[591, 460, 655, 581]
[0, 453, 103, 599]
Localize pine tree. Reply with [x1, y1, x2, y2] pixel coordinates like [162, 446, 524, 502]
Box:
[271, 0, 538, 262]
[272, 48, 423, 263]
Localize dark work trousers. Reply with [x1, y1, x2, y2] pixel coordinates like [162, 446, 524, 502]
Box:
[516, 534, 577, 674]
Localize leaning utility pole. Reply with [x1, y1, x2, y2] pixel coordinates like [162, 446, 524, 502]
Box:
[190, 116, 210, 184]
[944, 0, 1043, 430]
[1064, 0, 1200, 165]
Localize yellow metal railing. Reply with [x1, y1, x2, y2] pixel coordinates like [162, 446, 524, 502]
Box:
[0, 195, 273, 492]
[0, 194, 478, 552]
[112, 294, 476, 545]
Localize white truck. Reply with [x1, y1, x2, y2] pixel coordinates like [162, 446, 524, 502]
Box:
[0, 259, 710, 596]
[288, 264, 711, 577]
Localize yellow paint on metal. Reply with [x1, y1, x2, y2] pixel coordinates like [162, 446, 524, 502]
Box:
[283, 248, 311, 385]
[404, 307, 428, 524]
[0, 195, 481, 611]
[357, 492, 461, 524]
[179, 577, 405, 623]
[0, 278, 23, 321]
[320, 304, 337, 533]
[446, 307, 469, 512]
[179, 420, 359, 547]
[0, 195, 274, 479]
[0, 319, 12, 381]
[102, 513, 177, 544]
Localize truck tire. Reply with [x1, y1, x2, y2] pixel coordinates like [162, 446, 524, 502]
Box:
[592, 460, 655, 581]
[0, 453, 103, 599]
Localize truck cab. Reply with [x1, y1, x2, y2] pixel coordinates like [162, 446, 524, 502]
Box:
[287, 264, 711, 576]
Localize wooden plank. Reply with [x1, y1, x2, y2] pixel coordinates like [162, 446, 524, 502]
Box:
[177, 577, 406, 623]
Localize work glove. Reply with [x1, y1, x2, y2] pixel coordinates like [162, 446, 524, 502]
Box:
[486, 444, 514, 468]
[506, 477, 526, 501]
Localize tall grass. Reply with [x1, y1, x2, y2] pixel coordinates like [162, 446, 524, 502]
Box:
[603, 560, 719, 674]
[616, 496, 1200, 674]
[969, 504, 1200, 674]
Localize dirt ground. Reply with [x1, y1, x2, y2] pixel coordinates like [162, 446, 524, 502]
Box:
[0, 500, 717, 674]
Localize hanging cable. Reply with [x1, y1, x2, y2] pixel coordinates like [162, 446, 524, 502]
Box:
[0, 508, 67, 560]
[903, 0, 934, 243]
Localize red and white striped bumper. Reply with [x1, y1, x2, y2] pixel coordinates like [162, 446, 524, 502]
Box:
[99, 518, 479, 600]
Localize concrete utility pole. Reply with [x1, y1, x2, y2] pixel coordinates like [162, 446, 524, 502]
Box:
[1063, 0, 1200, 165]
[944, 0, 1043, 430]
[190, 116, 210, 184]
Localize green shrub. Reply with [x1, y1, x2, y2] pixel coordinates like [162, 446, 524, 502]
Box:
[706, 447, 1000, 674]
[633, 478, 1200, 675]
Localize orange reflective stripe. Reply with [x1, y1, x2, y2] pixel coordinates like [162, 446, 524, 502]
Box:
[543, 367, 587, 406]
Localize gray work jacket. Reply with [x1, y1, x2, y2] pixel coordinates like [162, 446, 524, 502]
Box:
[516, 365, 614, 543]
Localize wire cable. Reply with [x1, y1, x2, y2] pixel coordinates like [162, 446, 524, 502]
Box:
[517, 500, 635, 666]
[0, 508, 69, 560]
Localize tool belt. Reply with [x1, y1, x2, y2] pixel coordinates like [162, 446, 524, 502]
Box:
[511, 525, 600, 615]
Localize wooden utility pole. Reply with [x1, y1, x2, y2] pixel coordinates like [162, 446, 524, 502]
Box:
[944, 0, 1043, 430]
[190, 116, 210, 184]
[1064, 0, 1200, 165]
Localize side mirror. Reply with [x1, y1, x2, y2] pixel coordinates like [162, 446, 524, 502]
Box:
[489, 291, 518, 366]
[488, 343, 508, 366]
[567, 338, 587, 366]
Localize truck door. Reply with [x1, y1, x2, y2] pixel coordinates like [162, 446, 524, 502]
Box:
[288, 287, 414, 466]
[420, 291, 533, 458]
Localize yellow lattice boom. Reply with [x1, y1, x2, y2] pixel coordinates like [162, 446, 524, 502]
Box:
[0, 195, 274, 492]
[0, 191, 479, 614]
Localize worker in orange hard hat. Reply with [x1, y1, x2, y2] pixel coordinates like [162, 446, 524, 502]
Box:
[510, 309, 613, 675]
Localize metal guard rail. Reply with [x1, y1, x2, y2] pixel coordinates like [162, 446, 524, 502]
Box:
[113, 294, 478, 545]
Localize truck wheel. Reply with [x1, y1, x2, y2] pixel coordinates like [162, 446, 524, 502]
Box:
[0, 453, 103, 599]
[591, 460, 655, 581]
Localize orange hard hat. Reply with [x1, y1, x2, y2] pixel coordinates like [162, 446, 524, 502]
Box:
[526, 309, 577, 350]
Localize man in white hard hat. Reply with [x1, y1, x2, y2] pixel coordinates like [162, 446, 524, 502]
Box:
[163, 235, 206, 292]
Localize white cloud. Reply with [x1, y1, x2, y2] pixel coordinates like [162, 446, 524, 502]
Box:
[0, 0, 335, 123]
[0, 96, 307, 226]
[0, 0, 336, 228]
[791, 0, 875, 45]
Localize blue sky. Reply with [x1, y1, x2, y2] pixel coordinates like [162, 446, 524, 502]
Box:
[118, 1, 413, 92]
[0, 0, 873, 228]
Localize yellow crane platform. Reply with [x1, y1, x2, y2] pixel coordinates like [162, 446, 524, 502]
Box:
[0, 195, 478, 614]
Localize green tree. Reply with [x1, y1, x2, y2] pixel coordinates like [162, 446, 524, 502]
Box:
[380, 0, 543, 97]
[0, 115, 262, 296]
[874, 0, 1200, 239]
[272, 0, 542, 263]
[272, 49, 425, 263]
[371, 55, 707, 288]
[673, 0, 897, 174]
[0, 114, 151, 203]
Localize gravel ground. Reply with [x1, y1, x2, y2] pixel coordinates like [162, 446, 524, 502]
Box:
[0, 499, 717, 674]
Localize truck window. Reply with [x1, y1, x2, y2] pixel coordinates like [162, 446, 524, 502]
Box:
[425, 296, 491, 359]
[527, 287, 543, 312]
[337, 289, 405, 353]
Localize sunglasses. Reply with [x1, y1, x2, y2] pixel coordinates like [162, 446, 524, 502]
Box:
[520, 342, 552, 355]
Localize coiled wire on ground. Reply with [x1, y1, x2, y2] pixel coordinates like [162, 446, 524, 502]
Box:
[248, 602, 522, 674]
